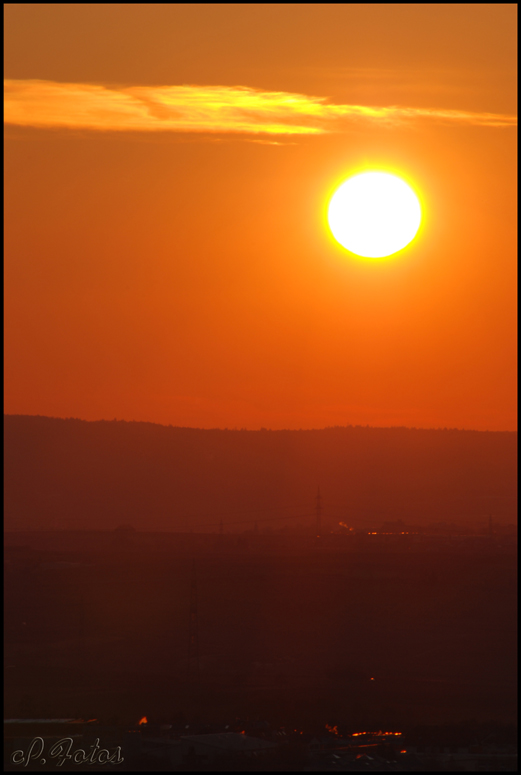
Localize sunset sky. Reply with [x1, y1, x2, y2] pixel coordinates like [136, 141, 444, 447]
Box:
[4, 4, 517, 431]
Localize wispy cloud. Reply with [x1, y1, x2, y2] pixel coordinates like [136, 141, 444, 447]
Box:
[4, 79, 516, 134]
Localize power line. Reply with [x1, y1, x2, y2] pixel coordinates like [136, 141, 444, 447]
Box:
[173, 512, 316, 530]
[175, 502, 312, 521]
[324, 503, 387, 514]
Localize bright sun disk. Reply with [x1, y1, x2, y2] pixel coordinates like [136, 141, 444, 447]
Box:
[327, 171, 422, 258]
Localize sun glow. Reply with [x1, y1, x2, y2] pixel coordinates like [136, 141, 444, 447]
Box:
[327, 171, 422, 258]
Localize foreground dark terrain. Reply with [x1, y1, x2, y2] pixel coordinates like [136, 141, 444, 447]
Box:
[4, 530, 517, 770]
[4, 418, 517, 769]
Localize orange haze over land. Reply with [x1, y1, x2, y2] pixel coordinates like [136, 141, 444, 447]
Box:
[4, 4, 517, 431]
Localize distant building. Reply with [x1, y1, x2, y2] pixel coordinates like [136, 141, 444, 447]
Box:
[133, 731, 277, 769]
[178, 733, 276, 767]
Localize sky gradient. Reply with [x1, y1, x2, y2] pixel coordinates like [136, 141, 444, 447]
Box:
[4, 4, 517, 431]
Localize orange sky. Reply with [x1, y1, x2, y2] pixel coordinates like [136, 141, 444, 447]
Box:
[4, 4, 517, 431]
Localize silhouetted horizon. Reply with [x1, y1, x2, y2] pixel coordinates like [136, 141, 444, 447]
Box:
[5, 414, 516, 533]
[5, 412, 518, 434]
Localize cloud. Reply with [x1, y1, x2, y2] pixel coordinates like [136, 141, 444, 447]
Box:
[4, 79, 517, 134]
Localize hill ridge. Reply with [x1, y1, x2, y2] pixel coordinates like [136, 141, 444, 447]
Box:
[4, 414, 517, 532]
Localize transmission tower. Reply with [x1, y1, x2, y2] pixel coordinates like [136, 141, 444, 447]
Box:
[188, 558, 200, 684]
[315, 486, 322, 537]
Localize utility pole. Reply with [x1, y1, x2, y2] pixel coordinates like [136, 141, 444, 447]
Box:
[77, 592, 85, 677]
[315, 486, 322, 538]
[188, 559, 200, 684]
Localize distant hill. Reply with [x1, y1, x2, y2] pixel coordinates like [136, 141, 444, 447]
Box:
[4, 415, 517, 532]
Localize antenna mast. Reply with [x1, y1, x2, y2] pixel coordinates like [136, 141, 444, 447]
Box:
[315, 486, 322, 537]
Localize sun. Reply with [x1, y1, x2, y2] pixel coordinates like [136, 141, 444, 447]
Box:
[327, 171, 422, 259]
